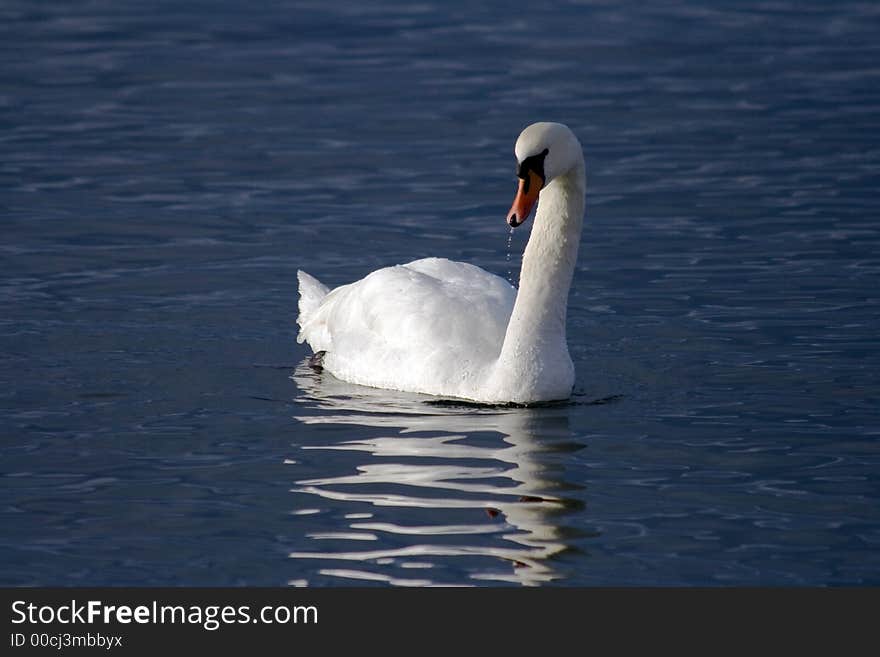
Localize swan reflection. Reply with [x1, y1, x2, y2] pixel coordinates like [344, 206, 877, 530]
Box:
[288, 363, 586, 586]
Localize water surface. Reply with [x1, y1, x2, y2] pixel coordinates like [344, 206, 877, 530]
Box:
[1, 0, 878, 585]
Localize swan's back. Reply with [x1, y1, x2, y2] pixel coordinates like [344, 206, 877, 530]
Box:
[297, 257, 516, 397]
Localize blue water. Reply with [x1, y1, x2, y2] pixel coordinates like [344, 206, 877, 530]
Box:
[2, 0, 879, 586]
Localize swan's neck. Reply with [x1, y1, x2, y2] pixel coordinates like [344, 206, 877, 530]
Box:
[493, 162, 585, 400]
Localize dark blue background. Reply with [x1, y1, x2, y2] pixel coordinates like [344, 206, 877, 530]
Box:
[1, 0, 878, 585]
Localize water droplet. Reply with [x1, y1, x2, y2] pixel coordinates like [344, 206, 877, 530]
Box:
[506, 227, 515, 286]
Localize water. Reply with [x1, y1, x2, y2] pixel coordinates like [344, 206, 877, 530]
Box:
[506, 227, 515, 285]
[2, 0, 879, 586]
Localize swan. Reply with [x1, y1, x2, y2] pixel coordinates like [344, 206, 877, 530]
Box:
[296, 121, 586, 404]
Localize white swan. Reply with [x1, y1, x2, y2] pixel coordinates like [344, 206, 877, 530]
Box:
[296, 122, 586, 404]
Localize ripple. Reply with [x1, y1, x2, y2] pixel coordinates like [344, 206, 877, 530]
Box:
[287, 365, 581, 585]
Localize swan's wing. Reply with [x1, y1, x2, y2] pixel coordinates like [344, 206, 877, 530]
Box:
[300, 257, 516, 394]
[399, 258, 515, 356]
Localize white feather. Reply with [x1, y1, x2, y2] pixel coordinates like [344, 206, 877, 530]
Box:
[296, 122, 586, 403]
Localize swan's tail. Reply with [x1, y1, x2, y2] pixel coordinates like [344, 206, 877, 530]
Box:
[296, 270, 330, 344]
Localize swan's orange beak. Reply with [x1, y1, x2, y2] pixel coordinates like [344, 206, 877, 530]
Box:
[507, 169, 543, 228]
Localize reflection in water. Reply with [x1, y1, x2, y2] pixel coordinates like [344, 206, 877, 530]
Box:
[288, 363, 586, 585]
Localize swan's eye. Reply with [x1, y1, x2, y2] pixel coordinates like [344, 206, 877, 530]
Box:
[516, 148, 549, 192]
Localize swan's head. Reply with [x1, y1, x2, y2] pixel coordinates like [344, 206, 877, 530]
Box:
[507, 122, 583, 228]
